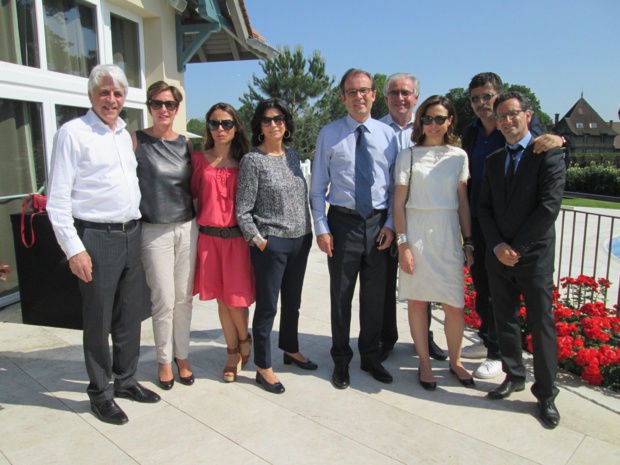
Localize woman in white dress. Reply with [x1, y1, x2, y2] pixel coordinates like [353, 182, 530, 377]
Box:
[393, 95, 475, 391]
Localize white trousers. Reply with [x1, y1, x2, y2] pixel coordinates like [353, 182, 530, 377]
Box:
[141, 220, 198, 364]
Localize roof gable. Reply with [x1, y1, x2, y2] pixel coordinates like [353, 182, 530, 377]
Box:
[554, 97, 617, 136]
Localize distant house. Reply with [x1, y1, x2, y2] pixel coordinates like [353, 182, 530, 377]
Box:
[553, 97, 618, 154]
[613, 122, 620, 151]
[0, 0, 276, 306]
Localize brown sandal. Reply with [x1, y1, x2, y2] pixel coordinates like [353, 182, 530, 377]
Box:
[239, 334, 252, 365]
[223, 347, 242, 383]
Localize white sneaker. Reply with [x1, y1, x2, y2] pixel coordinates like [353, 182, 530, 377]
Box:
[474, 359, 503, 379]
[460, 341, 487, 359]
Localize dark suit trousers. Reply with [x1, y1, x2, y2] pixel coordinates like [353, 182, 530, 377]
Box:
[470, 218, 500, 360]
[488, 268, 558, 402]
[380, 250, 399, 348]
[78, 222, 143, 403]
[250, 234, 312, 369]
[328, 208, 387, 366]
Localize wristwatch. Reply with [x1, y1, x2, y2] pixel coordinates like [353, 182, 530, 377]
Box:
[252, 234, 266, 247]
[396, 234, 407, 246]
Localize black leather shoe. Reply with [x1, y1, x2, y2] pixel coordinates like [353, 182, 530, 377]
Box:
[283, 352, 318, 370]
[332, 364, 350, 389]
[418, 372, 437, 391]
[114, 383, 161, 403]
[91, 399, 128, 425]
[361, 361, 393, 384]
[538, 400, 560, 428]
[255, 371, 285, 394]
[487, 378, 525, 399]
[378, 343, 394, 363]
[428, 332, 447, 361]
[174, 359, 195, 386]
[449, 367, 476, 388]
[158, 378, 174, 390]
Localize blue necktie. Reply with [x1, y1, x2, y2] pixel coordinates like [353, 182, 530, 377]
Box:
[355, 125, 373, 218]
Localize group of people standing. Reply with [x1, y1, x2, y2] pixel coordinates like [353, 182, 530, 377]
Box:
[46, 63, 566, 430]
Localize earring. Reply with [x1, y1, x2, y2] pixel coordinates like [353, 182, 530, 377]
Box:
[258, 134, 264, 142]
[284, 130, 291, 139]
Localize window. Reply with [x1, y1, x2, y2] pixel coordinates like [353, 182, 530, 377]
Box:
[583, 135, 589, 143]
[0, 98, 45, 197]
[55, 104, 88, 128]
[576, 123, 584, 129]
[590, 122, 598, 129]
[120, 108, 144, 133]
[43, 0, 98, 78]
[0, 98, 45, 298]
[0, 0, 39, 67]
[111, 14, 141, 88]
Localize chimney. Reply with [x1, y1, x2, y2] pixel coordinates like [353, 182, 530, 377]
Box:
[555, 113, 559, 125]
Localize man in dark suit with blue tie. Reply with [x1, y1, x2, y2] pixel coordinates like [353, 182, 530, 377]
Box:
[478, 91, 565, 428]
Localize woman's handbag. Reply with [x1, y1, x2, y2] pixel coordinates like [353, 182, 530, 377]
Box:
[20, 193, 47, 248]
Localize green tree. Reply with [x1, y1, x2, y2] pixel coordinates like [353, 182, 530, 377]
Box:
[504, 83, 553, 132]
[239, 44, 335, 159]
[445, 87, 475, 137]
[186, 118, 205, 151]
[370, 73, 388, 120]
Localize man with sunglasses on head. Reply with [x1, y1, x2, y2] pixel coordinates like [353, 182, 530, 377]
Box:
[310, 68, 398, 389]
[378, 72, 447, 363]
[47, 64, 160, 426]
[461, 72, 566, 381]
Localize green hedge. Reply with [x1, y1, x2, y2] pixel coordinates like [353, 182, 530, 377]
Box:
[566, 162, 620, 196]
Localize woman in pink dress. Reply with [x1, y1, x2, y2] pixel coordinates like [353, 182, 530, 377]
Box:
[192, 103, 255, 382]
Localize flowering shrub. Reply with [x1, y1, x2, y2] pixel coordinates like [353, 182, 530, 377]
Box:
[463, 269, 620, 391]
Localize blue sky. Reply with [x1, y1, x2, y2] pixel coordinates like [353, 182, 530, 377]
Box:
[185, 0, 619, 124]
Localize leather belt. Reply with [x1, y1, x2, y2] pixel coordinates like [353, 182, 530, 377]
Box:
[330, 205, 386, 219]
[199, 225, 243, 239]
[75, 219, 138, 232]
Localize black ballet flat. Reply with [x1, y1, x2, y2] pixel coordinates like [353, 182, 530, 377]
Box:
[283, 352, 318, 370]
[418, 372, 437, 391]
[449, 367, 476, 388]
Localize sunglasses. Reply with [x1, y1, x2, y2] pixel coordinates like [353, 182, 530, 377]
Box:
[260, 115, 285, 126]
[208, 120, 235, 131]
[420, 115, 450, 125]
[149, 100, 179, 111]
[470, 92, 496, 104]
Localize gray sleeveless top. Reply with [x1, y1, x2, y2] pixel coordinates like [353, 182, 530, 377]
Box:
[135, 130, 195, 224]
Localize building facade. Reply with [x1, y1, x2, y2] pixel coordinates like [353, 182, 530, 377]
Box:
[0, 0, 274, 305]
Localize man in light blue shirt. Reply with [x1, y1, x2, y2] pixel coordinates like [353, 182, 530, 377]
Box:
[310, 68, 398, 389]
[378, 73, 447, 363]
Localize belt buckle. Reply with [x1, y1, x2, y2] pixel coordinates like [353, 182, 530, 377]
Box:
[219, 228, 231, 239]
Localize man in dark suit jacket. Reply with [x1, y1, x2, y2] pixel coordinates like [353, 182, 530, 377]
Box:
[478, 91, 565, 429]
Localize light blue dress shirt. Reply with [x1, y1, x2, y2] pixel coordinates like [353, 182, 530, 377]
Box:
[379, 113, 414, 152]
[505, 132, 532, 174]
[310, 115, 398, 236]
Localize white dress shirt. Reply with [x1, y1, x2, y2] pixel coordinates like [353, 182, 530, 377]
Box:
[379, 113, 414, 152]
[47, 109, 141, 259]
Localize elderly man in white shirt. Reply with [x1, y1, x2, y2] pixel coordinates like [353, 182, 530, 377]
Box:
[47, 64, 160, 426]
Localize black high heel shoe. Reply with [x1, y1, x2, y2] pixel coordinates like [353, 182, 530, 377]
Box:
[174, 358, 195, 386]
[158, 363, 174, 390]
[449, 366, 475, 388]
[418, 372, 437, 391]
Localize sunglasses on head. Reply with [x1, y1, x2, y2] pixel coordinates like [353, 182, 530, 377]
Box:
[149, 100, 179, 111]
[260, 115, 285, 126]
[420, 115, 450, 125]
[208, 120, 235, 131]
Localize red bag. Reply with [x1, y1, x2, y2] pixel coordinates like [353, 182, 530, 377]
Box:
[21, 194, 47, 248]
